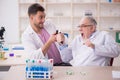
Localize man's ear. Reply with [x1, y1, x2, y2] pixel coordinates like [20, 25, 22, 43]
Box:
[91, 26, 96, 32]
[29, 15, 34, 21]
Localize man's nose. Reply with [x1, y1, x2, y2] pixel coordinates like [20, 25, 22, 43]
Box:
[41, 18, 45, 23]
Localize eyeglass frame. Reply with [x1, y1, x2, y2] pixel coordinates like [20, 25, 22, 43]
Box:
[77, 24, 93, 28]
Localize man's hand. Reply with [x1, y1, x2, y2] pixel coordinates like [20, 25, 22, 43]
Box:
[42, 33, 57, 55]
[48, 34, 57, 43]
[81, 32, 94, 49]
[83, 39, 95, 49]
[56, 33, 65, 44]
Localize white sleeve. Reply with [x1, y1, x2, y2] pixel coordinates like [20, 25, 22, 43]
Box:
[21, 33, 45, 59]
[55, 33, 73, 63]
[94, 33, 120, 58]
[59, 46, 73, 63]
[57, 34, 73, 63]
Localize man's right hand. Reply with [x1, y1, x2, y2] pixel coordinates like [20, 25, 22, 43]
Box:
[48, 34, 57, 43]
[42, 33, 57, 55]
[56, 33, 65, 44]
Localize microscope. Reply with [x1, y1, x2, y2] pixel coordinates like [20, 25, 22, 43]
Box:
[0, 27, 5, 59]
[0, 27, 5, 46]
[0, 27, 5, 40]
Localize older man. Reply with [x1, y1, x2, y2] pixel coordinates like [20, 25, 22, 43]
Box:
[60, 16, 120, 66]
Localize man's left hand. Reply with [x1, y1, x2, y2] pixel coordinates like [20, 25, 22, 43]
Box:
[83, 39, 95, 49]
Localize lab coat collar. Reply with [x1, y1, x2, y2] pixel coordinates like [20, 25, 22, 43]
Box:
[28, 25, 44, 46]
[27, 25, 36, 35]
[90, 31, 99, 40]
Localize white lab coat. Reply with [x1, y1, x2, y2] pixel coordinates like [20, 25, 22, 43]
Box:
[61, 31, 120, 66]
[22, 21, 61, 59]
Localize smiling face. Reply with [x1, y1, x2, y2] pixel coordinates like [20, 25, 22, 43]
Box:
[30, 11, 46, 29]
[78, 17, 96, 38]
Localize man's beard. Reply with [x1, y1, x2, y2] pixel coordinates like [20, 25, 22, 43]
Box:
[34, 23, 43, 29]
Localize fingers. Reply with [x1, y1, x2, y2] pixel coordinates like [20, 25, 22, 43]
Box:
[53, 30, 58, 35]
[56, 33, 65, 44]
[83, 39, 94, 49]
[48, 33, 57, 43]
[84, 39, 91, 46]
[51, 30, 65, 44]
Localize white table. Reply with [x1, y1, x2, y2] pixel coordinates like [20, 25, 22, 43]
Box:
[0, 50, 26, 66]
[0, 65, 120, 80]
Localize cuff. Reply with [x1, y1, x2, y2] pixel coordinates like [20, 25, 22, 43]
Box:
[59, 44, 68, 51]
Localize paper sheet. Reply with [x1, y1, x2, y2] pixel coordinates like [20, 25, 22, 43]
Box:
[112, 71, 120, 78]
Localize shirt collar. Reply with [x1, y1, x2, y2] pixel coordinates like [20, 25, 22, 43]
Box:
[89, 30, 99, 40]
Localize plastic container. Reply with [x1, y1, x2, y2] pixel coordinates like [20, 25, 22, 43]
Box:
[26, 59, 53, 79]
[26, 71, 53, 79]
[9, 53, 14, 57]
[108, 0, 112, 2]
[0, 52, 5, 59]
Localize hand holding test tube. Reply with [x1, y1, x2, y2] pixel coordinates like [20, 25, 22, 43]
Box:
[56, 30, 65, 44]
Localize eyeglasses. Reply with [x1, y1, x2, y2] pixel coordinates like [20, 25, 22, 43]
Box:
[77, 24, 93, 28]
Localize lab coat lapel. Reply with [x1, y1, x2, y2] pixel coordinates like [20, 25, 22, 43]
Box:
[29, 26, 44, 46]
[90, 31, 99, 40]
[32, 33, 44, 46]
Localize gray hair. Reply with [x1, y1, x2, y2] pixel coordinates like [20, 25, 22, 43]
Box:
[82, 16, 97, 26]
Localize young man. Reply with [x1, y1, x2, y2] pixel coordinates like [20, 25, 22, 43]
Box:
[60, 16, 120, 66]
[22, 3, 72, 66]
